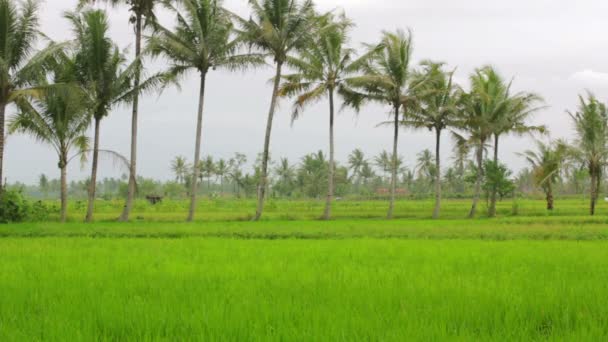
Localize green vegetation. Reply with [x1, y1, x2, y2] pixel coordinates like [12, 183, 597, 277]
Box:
[2, 233, 608, 340]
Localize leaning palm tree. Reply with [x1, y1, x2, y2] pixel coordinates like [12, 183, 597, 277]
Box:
[148, 0, 262, 221]
[487, 72, 545, 217]
[81, 0, 163, 221]
[568, 93, 608, 215]
[403, 61, 460, 218]
[9, 73, 90, 223]
[341, 29, 421, 219]
[520, 139, 568, 210]
[236, 0, 318, 220]
[65, 9, 148, 222]
[0, 0, 64, 190]
[278, 12, 368, 219]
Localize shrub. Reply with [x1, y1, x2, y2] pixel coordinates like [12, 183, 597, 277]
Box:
[0, 190, 31, 223]
[0, 190, 51, 223]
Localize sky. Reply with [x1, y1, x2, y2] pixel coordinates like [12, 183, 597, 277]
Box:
[7, 0, 608, 184]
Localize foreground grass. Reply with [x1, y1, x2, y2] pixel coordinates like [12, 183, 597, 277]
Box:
[1, 238, 608, 340]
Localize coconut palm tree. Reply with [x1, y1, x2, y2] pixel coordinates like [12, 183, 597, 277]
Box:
[148, 0, 262, 221]
[171, 156, 189, 184]
[81, 0, 163, 221]
[520, 139, 568, 210]
[341, 29, 421, 219]
[215, 159, 229, 191]
[9, 67, 90, 222]
[415, 149, 436, 182]
[455, 66, 508, 218]
[278, 12, 369, 219]
[348, 149, 365, 177]
[403, 61, 460, 218]
[236, 0, 318, 220]
[568, 93, 608, 215]
[65, 9, 149, 222]
[487, 72, 545, 217]
[0, 0, 64, 190]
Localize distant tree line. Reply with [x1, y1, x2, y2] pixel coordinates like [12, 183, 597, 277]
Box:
[1, 0, 607, 222]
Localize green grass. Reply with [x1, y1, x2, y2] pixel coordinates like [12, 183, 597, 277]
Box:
[3, 198, 608, 340]
[1, 238, 608, 340]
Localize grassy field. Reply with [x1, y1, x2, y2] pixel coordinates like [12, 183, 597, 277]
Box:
[2, 199, 608, 340]
[50, 197, 605, 222]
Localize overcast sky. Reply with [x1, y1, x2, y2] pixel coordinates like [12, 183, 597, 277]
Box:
[7, 0, 608, 184]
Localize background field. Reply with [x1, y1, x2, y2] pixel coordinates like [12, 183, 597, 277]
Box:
[47, 197, 606, 222]
[2, 199, 608, 340]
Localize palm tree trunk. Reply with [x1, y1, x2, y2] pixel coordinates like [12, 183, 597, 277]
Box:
[546, 182, 554, 210]
[590, 170, 600, 216]
[468, 142, 484, 218]
[387, 104, 399, 219]
[0, 102, 5, 191]
[254, 62, 283, 221]
[488, 134, 499, 217]
[59, 156, 68, 223]
[432, 128, 442, 219]
[187, 72, 207, 222]
[86, 117, 101, 222]
[119, 13, 142, 222]
[323, 89, 336, 220]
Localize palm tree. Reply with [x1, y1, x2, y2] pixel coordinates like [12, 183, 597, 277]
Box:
[487, 72, 545, 217]
[0, 0, 64, 190]
[215, 159, 229, 191]
[568, 93, 608, 215]
[341, 29, 421, 219]
[348, 149, 365, 176]
[455, 66, 508, 218]
[81, 0, 163, 221]
[171, 156, 189, 184]
[65, 9, 145, 222]
[403, 62, 460, 218]
[9, 69, 90, 222]
[415, 149, 436, 182]
[148, 0, 262, 221]
[236, 0, 318, 220]
[520, 139, 568, 210]
[274, 157, 296, 196]
[278, 12, 368, 219]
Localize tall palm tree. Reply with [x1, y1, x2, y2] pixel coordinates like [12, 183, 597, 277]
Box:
[171, 156, 189, 184]
[455, 66, 508, 218]
[487, 72, 545, 217]
[148, 0, 262, 221]
[65, 9, 145, 222]
[403, 61, 460, 218]
[341, 29, 421, 219]
[0, 0, 63, 190]
[81, 0, 162, 221]
[9, 68, 90, 222]
[348, 148, 366, 191]
[236, 0, 318, 220]
[278, 13, 368, 219]
[520, 139, 568, 210]
[568, 93, 608, 215]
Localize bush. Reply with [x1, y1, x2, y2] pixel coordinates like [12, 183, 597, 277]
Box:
[0, 190, 31, 223]
[0, 190, 51, 223]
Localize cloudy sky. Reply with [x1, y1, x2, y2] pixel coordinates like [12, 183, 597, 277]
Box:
[7, 0, 608, 184]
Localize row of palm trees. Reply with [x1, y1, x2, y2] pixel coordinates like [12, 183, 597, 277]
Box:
[2, 0, 605, 223]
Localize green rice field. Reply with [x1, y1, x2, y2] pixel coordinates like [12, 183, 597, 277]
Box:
[2, 199, 608, 340]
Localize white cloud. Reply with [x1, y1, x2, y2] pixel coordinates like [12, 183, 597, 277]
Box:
[569, 69, 608, 85]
